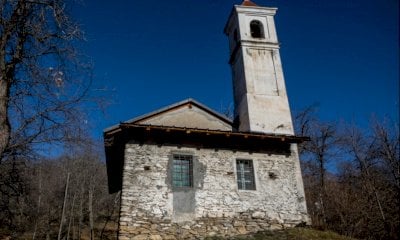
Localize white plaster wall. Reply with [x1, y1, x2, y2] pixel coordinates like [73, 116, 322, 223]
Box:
[226, 5, 295, 135]
[119, 143, 308, 227]
[235, 7, 278, 44]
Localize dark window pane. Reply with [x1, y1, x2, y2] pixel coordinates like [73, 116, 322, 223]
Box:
[236, 159, 256, 190]
[172, 154, 193, 188]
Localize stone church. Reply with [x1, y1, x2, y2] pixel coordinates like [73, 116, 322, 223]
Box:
[104, 1, 309, 239]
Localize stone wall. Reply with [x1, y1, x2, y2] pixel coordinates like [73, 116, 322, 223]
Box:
[119, 142, 308, 239]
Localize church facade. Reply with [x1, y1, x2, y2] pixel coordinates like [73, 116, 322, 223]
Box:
[104, 1, 309, 239]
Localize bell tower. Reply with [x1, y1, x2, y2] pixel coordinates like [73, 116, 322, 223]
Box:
[224, 0, 294, 135]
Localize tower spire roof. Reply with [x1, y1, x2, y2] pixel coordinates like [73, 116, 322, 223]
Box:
[241, 0, 258, 6]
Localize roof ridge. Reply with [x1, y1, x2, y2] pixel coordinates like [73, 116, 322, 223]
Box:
[103, 98, 233, 133]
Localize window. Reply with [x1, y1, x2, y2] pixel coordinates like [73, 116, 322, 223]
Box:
[250, 20, 264, 38]
[236, 159, 256, 190]
[172, 154, 193, 187]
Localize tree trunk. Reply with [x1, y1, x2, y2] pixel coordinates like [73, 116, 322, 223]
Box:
[78, 186, 84, 240]
[66, 193, 76, 240]
[100, 191, 121, 239]
[0, 73, 11, 160]
[318, 153, 327, 228]
[88, 184, 94, 240]
[58, 173, 70, 240]
[32, 167, 42, 240]
[0, 0, 27, 160]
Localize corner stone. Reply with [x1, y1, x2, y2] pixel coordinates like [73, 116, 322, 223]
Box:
[149, 235, 162, 240]
[163, 235, 177, 240]
[251, 211, 265, 219]
[237, 226, 248, 234]
[132, 235, 148, 240]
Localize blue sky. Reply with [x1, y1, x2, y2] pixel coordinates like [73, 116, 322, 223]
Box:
[73, 0, 399, 139]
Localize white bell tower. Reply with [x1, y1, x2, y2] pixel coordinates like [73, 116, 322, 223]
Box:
[224, 0, 294, 135]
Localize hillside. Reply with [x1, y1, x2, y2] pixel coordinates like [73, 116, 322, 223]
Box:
[206, 228, 356, 240]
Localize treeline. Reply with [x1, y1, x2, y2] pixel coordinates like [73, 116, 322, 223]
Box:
[0, 144, 120, 239]
[1, 111, 398, 240]
[0, 0, 117, 238]
[296, 107, 399, 240]
[1, 114, 398, 240]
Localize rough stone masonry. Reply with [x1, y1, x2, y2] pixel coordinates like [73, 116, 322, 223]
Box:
[117, 143, 308, 240]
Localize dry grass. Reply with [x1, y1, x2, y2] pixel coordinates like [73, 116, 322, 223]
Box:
[206, 228, 357, 240]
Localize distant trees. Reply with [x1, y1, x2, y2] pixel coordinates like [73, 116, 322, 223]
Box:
[296, 108, 399, 240]
[0, 144, 120, 239]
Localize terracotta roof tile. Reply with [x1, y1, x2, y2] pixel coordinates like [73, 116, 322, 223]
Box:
[241, 0, 258, 6]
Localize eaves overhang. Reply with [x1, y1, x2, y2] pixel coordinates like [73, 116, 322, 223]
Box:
[104, 123, 309, 194]
[105, 123, 308, 146]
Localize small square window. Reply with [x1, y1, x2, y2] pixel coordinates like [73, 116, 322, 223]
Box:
[236, 159, 256, 190]
[172, 154, 193, 188]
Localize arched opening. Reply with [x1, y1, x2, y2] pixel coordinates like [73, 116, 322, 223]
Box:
[250, 20, 264, 38]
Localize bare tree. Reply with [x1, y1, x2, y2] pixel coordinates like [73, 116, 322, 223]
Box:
[371, 119, 400, 190]
[295, 107, 399, 239]
[32, 165, 42, 240]
[0, 0, 93, 231]
[88, 182, 94, 240]
[0, 0, 91, 161]
[339, 120, 399, 239]
[58, 172, 70, 240]
[342, 125, 387, 221]
[295, 106, 339, 228]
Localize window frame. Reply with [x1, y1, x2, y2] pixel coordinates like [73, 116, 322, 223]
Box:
[172, 154, 193, 188]
[236, 159, 256, 190]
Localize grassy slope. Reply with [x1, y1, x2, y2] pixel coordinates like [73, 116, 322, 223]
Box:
[206, 228, 356, 240]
